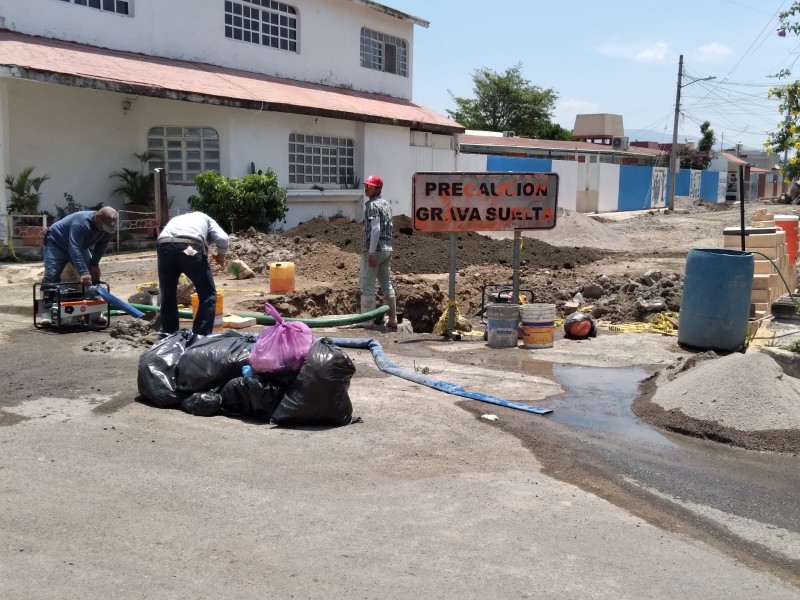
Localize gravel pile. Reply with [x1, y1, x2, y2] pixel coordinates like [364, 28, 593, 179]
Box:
[652, 352, 800, 432]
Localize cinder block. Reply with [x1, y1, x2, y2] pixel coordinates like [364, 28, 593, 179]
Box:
[753, 274, 778, 290]
[723, 232, 778, 248]
[746, 246, 779, 260]
[754, 260, 777, 274]
[751, 288, 772, 304]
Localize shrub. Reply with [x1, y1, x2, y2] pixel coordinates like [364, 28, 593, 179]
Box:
[189, 169, 287, 233]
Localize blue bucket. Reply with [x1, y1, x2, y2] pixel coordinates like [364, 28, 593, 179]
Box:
[678, 248, 754, 352]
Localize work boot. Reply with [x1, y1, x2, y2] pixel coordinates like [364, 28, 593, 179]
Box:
[92, 313, 108, 326]
[359, 295, 375, 328]
[38, 316, 52, 328]
[387, 296, 398, 329]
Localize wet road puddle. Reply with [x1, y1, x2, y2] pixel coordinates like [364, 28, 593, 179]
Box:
[548, 364, 674, 446]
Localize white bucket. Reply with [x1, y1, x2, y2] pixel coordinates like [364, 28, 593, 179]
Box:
[520, 303, 556, 349]
[486, 303, 520, 348]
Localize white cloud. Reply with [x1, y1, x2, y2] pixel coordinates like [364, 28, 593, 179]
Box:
[597, 40, 669, 64]
[554, 99, 601, 128]
[693, 42, 733, 63]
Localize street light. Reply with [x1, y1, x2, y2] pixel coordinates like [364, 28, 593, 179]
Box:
[667, 55, 715, 212]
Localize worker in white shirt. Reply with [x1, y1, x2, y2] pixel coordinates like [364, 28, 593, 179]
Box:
[157, 211, 228, 335]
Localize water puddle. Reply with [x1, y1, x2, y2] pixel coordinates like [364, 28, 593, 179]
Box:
[549, 364, 674, 447]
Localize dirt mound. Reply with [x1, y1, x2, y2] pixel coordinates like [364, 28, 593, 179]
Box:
[286, 216, 609, 274]
[222, 216, 682, 331]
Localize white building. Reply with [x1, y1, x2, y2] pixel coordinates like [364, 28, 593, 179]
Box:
[0, 0, 465, 235]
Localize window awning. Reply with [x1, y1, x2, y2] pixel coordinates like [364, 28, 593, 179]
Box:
[0, 30, 462, 135]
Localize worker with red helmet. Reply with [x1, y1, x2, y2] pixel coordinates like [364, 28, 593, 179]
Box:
[361, 175, 397, 328]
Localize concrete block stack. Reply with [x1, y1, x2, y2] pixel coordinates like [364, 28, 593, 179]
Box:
[722, 209, 795, 317]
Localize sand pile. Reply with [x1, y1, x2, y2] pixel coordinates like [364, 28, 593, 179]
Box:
[636, 352, 800, 453]
[486, 209, 634, 251]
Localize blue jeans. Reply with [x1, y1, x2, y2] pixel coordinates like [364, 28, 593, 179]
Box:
[360, 251, 394, 298]
[157, 242, 216, 335]
[42, 241, 92, 284]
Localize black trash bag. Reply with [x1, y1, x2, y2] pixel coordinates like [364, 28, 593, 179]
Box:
[564, 311, 597, 340]
[181, 392, 222, 417]
[176, 330, 257, 393]
[271, 338, 356, 427]
[137, 330, 196, 408]
[219, 375, 289, 420]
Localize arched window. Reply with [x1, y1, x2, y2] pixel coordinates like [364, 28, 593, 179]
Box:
[147, 127, 221, 184]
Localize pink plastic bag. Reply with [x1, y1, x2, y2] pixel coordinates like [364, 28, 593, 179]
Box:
[248, 303, 314, 375]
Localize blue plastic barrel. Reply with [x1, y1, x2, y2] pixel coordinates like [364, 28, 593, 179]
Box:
[678, 248, 754, 352]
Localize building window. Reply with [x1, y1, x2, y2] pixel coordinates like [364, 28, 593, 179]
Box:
[147, 127, 221, 184]
[225, 1, 298, 52]
[288, 134, 355, 186]
[59, 0, 130, 16]
[360, 28, 407, 76]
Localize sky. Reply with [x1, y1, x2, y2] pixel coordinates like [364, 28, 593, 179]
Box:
[385, 0, 798, 152]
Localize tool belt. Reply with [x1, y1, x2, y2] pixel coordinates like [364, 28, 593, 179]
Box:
[158, 236, 207, 254]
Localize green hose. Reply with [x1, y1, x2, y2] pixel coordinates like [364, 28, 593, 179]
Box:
[127, 302, 389, 327]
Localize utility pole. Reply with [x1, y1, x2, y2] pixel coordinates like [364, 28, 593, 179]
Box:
[667, 55, 715, 212]
[667, 55, 683, 213]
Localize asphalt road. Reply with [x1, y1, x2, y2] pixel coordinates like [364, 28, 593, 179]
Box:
[1, 307, 799, 599]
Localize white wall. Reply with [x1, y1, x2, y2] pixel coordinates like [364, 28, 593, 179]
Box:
[550, 160, 578, 211]
[0, 0, 415, 99]
[597, 163, 620, 212]
[456, 153, 487, 172]
[3, 78, 435, 229]
[0, 80, 8, 218]
[362, 122, 413, 217]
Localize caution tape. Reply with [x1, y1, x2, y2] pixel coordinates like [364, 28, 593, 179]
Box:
[596, 312, 679, 336]
[433, 300, 475, 335]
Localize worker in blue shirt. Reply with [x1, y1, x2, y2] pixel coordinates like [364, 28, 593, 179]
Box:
[38, 206, 118, 327]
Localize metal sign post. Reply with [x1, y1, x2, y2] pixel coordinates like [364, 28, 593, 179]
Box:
[412, 172, 559, 337]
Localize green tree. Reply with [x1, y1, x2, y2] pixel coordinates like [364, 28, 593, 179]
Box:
[447, 63, 563, 139]
[766, 2, 800, 182]
[679, 121, 716, 170]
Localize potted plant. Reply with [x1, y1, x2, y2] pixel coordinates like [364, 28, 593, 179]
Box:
[5, 166, 51, 246]
[110, 151, 160, 235]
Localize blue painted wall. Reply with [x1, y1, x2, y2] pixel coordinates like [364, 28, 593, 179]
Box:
[618, 166, 656, 211]
[700, 171, 721, 203]
[487, 156, 552, 172]
[675, 170, 691, 196]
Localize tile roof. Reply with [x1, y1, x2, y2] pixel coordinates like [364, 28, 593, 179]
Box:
[0, 30, 462, 134]
[458, 134, 667, 156]
[718, 151, 749, 165]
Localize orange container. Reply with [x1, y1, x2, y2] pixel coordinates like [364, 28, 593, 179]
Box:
[269, 262, 296, 293]
[191, 291, 224, 332]
[775, 215, 799, 265]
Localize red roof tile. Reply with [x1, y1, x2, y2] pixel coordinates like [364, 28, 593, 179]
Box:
[718, 151, 749, 165]
[0, 30, 462, 134]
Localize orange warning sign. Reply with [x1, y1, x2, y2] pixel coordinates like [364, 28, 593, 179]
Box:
[412, 172, 559, 233]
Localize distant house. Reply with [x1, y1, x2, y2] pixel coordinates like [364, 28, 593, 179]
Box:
[0, 0, 463, 234]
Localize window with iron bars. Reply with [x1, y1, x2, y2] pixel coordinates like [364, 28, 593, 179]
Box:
[58, 0, 130, 16]
[360, 28, 407, 76]
[147, 127, 221, 185]
[288, 134, 355, 187]
[224, 0, 298, 52]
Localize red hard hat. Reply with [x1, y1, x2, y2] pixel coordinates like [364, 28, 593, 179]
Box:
[364, 175, 383, 188]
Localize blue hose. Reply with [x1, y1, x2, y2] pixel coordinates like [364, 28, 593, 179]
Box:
[91, 286, 145, 319]
[330, 337, 553, 416]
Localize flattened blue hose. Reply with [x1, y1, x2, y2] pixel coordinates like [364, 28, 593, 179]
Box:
[330, 337, 553, 416]
[91, 286, 145, 318]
